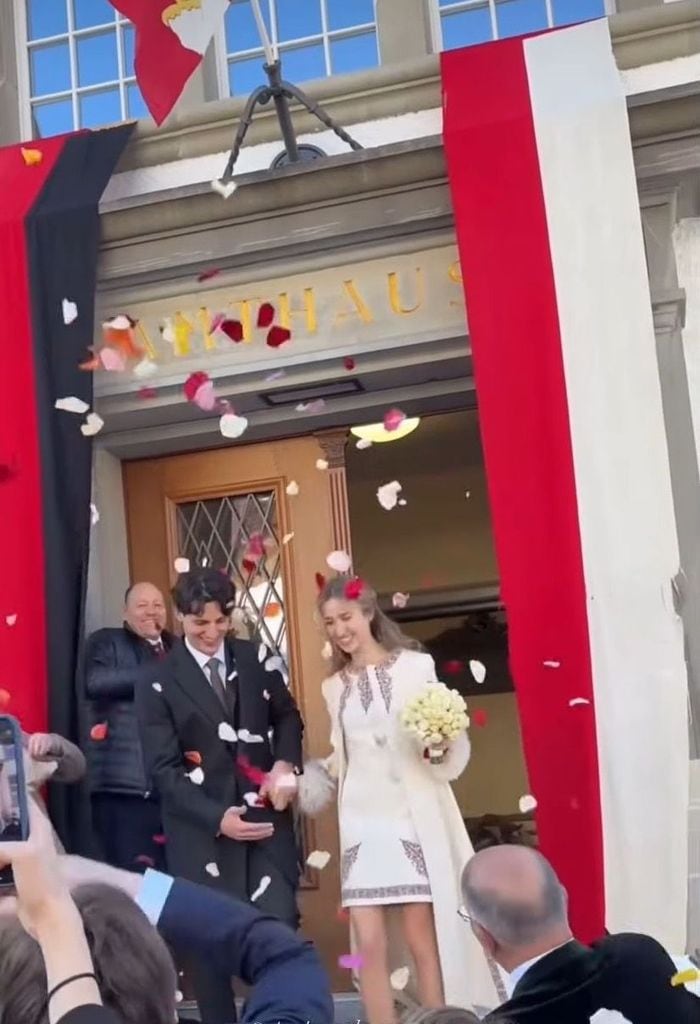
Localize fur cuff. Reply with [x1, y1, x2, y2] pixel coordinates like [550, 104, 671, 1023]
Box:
[298, 758, 336, 816]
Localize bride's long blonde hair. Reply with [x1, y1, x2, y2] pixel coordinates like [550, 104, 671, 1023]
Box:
[317, 576, 421, 673]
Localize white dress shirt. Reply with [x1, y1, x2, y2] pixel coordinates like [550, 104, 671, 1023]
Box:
[506, 940, 575, 996]
[185, 638, 226, 688]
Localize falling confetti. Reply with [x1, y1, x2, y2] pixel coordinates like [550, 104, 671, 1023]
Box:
[62, 299, 78, 325]
[211, 178, 237, 198]
[443, 660, 462, 676]
[296, 399, 325, 414]
[243, 791, 265, 807]
[0, 690, 10, 710]
[465, 490, 471, 499]
[392, 592, 409, 609]
[5, 614, 17, 627]
[152, 683, 163, 693]
[390, 967, 410, 991]
[338, 953, 363, 971]
[90, 503, 100, 526]
[90, 723, 108, 741]
[377, 480, 402, 511]
[174, 557, 190, 573]
[286, 480, 299, 496]
[469, 660, 487, 684]
[343, 356, 356, 371]
[100, 347, 126, 372]
[543, 660, 561, 669]
[344, 578, 364, 601]
[187, 767, 205, 785]
[258, 643, 268, 663]
[220, 318, 244, 342]
[316, 458, 329, 471]
[81, 413, 104, 437]
[133, 358, 158, 379]
[383, 407, 406, 433]
[356, 438, 372, 450]
[219, 412, 248, 439]
[589, 1013, 633, 1024]
[56, 396, 89, 415]
[264, 655, 285, 673]
[257, 302, 275, 328]
[519, 794, 538, 814]
[266, 325, 291, 349]
[569, 698, 590, 707]
[336, 904, 350, 922]
[185, 750, 202, 765]
[152, 834, 167, 846]
[262, 689, 270, 700]
[471, 708, 488, 728]
[218, 722, 238, 742]
[398, 498, 408, 507]
[671, 967, 700, 987]
[138, 387, 158, 400]
[205, 862, 220, 878]
[326, 550, 352, 573]
[251, 875, 272, 902]
[306, 850, 331, 870]
[315, 572, 327, 592]
[227, 669, 237, 682]
[197, 268, 221, 283]
[21, 147, 43, 165]
[263, 602, 281, 618]
[183, 370, 211, 403]
[135, 854, 155, 868]
[282, 533, 294, 545]
[175, 991, 183, 1004]
[238, 728, 264, 743]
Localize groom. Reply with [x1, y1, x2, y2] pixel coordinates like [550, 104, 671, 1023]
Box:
[136, 567, 304, 1024]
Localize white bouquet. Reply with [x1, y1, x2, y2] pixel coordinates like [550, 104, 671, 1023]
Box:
[401, 684, 469, 764]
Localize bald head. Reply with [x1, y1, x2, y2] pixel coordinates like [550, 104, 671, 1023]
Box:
[124, 582, 166, 640]
[462, 846, 569, 950]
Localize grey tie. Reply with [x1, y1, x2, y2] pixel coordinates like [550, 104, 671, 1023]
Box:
[206, 657, 231, 717]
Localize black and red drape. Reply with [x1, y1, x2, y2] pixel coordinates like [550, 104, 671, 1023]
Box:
[0, 125, 132, 847]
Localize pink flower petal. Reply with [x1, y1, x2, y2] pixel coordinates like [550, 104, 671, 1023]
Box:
[338, 953, 364, 971]
[193, 380, 217, 411]
[99, 347, 126, 372]
[383, 407, 406, 432]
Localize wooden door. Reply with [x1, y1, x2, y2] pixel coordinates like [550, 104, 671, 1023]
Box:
[123, 436, 349, 987]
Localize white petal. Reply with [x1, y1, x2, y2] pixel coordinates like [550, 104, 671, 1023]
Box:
[152, 682, 163, 693]
[519, 794, 538, 814]
[282, 533, 295, 545]
[205, 862, 220, 878]
[238, 728, 264, 743]
[161, 318, 176, 345]
[174, 557, 190, 573]
[133, 357, 158, 379]
[175, 990, 183, 1004]
[218, 722, 238, 742]
[590, 1012, 633, 1024]
[469, 660, 487, 684]
[219, 412, 249, 439]
[286, 480, 299, 496]
[376, 480, 402, 511]
[398, 498, 407, 507]
[55, 396, 89, 415]
[390, 967, 410, 991]
[80, 412, 104, 437]
[316, 458, 329, 470]
[355, 438, 372, 450]
[465, 490, 471, 499]
[262, 689, 270, 700]
[243, 791, 262, 806]
[326, 550, 352, 573]
[265, 655, 284, 673]
[321, 641, 333, 660]
[90, 503, 100, 526]
[306, 849, 331, 870]
[5, 614, 17, 627]
[104, 315, 131, 330]
[258, 643, 268, 663]
[569, 697, 590, 707]
[62, 298, 78, 324]
[227, 669, 238, 682]
[187, 767, 205, 785]
[251, 875, 271, 902]
[211, 178, 237, 199]
[392, 592, 409, 609]
[543, 660, 561, 669]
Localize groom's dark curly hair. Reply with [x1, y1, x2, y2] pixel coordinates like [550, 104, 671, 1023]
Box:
[172, 567, 236, 616]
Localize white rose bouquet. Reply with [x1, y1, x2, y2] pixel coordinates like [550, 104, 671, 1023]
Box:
[401, 684, 469, 764]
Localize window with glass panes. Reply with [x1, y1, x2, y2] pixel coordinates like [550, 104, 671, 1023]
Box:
[224, 0, 379, 98]
[438, 0, 608, 50]
[23, 0, 146, 138]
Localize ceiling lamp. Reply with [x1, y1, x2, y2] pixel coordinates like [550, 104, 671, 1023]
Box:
[350, 417, 421, 444]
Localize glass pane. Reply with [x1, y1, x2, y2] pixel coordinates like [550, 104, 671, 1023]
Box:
[32, 98, 74, 138]
[30, 42, 72, 96]
[228, 56, 266, 97]
[127, 82, 148, 120]
[497, 0, 548, 38]
[226, 0, 271, 53]
[72, 0, 115, 30]
[552, 0, 605, 26]
[76, 31, 119, 87]
[123, 24, 136, 76]
[278, 42, 326, 84]
[441, 6, 494, 50]
[327, 0, 375, 31]
[27, 0, 68, 40]
[79, 88, 121, 127]
[275, 0, 322, 42]
[176, 492, 289, 672]
[330, 31, 378, 76]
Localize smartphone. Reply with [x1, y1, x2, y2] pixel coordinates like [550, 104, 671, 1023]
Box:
[0, 715, 30, 888]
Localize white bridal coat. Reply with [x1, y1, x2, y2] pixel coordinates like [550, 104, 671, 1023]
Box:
[320, 649, 503, 1014]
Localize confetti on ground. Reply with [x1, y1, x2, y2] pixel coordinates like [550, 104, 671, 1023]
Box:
[344, 578, 364, 601]
[238, 728, 264, 743]
[135, 854, 155, 868]
[21, 147, 43, 165]
[327, 550, 352, 573]
[257, 303, 275, 328]
[543, 660, 561, 669]
[56, 396, 89, 415]
[187, 767, 205, 785]
[377, 480, 402, 511]
[266, 325, 291, 349]
[220, 318, 244, 342]
[282, 533, 294, 545]
[265, 655, 285, 673]
[0, 690, 10, 710]
[174, 557, 190, 573]
[356, 438, 372, 450]
[205, 862, 220, 878]
[392, 592, 409, 609]
[251, 875, 272, 902]
[262, 689, 270, 700]
[343, 356, 356, 371]
[219, 412, 248, 439]
[383, 407, 406, 432]
[589, 1013, 633, 1024]
[286, 480, 299, 496]
[306, 850, 331, 870]
[316, 458, 329, 471]
[81, 413, 104, 437]
[471, 708, 488, 728]
[390, 967, 410, 991]
[519, 794, 538, 814]
[185, 750, 202, 765]
[62, 298, 78, 325]
[152, 834, 167, 845]
[90, 503, 100, 526]
[469, 660, 487, 684]
[258, 643, 267, 663]
[5, 615, 17, 627]
[133, 358, 157, 379]
[671, 967, 700, 987]
[90, 723, 108, 741]
[211, 178, 236, 198]
[138, 386, 158, 400]
[218, 722, 238, 742]
[569, 698, 590, 707]
[100, 347, 126, 372]
[197, 268, 221, 283]
[338, 953, 363, 971]
[152, 683, 163, 693]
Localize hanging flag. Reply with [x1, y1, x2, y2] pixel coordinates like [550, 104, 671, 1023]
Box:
[442, 19, 688, 954]
[0, 124, 134, 847]
[108, 0, 230, 125]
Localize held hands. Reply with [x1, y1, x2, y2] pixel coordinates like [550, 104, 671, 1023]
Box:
[259, 760, 298, 811]
[219, 805, 274, 842]
[27, 733, 61, 762]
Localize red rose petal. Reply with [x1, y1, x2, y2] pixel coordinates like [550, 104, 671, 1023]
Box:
[242, 558, 257, 575]
[197, 268, 221, 283]
[247, 533, 265, 558]
[257, 302, 275, 328]
[152, 834, 167, 846]
[343, 356, 356, 371]
[135, 854, 155, 868]
[137, 387, 157, 400]
[443, 660, 463, 676]
[184, 370, 210, 402]
[90, 722, 108, 741]
[0, 689, 11, 709]
[344, 578, 365, 601]
[220, 319, 244, 343]
[266, 325, 291, 349]
[185, 750, 203, 766]
[315, 572, 327, 593]
[383, 407, 406, 433]
[471, 709, 488, 728]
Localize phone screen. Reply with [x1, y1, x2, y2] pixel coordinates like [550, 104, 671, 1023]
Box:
[0, 718, 27, 888]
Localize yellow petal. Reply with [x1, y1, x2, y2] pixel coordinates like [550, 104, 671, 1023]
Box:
[21, 147, 43, 166]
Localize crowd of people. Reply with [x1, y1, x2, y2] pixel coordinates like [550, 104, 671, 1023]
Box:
[0, 566, 697, 1023]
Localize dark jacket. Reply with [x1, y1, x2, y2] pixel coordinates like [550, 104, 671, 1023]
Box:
[135, 638, 304, 900]
[488, 936, 699, 1024]
[57, 1009, 120, 1024]
[158, 876, 333, 1024]
[85, 625, 175, 795]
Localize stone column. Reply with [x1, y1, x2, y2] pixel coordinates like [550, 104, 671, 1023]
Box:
[315, 429, 353, 561]
[375, 0, 435, 64]
[0, 1, 22, 145]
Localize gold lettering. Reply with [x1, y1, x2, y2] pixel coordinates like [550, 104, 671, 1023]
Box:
[136, 321, 157, 360]
[198, 307, 217, 351]
[227, 299, 257, 343]
[448, 260, 465, 308]
[173, 312, 194, 357]
[278, 288, 317, 334]
[334, 280, 373, 326]
[388, 268, 424, 315]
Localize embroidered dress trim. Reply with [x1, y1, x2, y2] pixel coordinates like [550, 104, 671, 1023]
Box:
[342, 883, 432, 901]
[376, 649, 400, 711]
[401, 839, 428, 878]
[338, 649, 402, 718]
[341, 843, 361, 885]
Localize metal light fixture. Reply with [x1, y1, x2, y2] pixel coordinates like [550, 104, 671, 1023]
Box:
[350, 418, 421, 444]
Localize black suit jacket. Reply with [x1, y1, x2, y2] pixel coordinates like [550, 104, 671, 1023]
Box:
[135, 637, 304, 898]
[488, 937, 699, 1024]
[57, 1009, 120, 1024]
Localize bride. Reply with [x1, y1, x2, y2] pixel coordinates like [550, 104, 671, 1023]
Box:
[303, 576, 501, 1022]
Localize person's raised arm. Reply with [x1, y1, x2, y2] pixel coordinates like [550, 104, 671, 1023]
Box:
[85, 631, 155, 701]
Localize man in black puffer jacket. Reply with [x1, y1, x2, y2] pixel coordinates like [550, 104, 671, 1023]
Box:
[85, 582, 175, 871]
